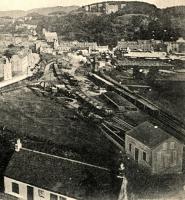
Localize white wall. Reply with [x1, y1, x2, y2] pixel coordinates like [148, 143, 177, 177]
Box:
[4, 177, 76, 200]
[4, 61, 12, 81]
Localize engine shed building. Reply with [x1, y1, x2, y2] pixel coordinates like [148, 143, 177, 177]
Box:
[125, 121, 183, 174]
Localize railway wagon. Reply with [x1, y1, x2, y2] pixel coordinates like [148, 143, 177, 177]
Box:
[134, 95, 159, 115]
[75, 91, 113, 117]
[113, 86, 160, 115]
[92, 72, 160, 116]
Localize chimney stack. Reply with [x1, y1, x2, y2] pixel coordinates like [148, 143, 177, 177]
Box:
[15, 139, 22, 152]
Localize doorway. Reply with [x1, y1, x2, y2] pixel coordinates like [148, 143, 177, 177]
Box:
[135, 148, 139, 162]
[27, 186, 34, 200]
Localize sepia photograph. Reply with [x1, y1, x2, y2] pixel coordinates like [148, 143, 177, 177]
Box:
[0, 0, 184, 199]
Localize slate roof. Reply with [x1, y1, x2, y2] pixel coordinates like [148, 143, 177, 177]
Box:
[5, 148, 119, 200]
[126, 121, 172, 148]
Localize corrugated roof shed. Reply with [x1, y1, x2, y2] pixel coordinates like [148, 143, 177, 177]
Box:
[118, 58, 174, 68]
[104, 91, 136, 108]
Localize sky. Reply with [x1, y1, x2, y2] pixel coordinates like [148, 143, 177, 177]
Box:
[0, 0, 185, 11]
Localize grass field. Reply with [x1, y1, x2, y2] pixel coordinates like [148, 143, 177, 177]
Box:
[0, 87, 121, 168]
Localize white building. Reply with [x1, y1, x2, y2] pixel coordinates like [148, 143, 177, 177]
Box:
[43, 29, 58, 43]
[11, 49, 40, 76]
[105, 3, 119, 14]
[3, 58, 12, 81]
[96, 45, 109, 53]
[0, 57, 12, 81]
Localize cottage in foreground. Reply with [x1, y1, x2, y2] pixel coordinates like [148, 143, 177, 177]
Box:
[4, 142, 119, 200]
[125, 121, 183, 174]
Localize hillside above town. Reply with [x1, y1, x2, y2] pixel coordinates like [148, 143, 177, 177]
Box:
[32, 2, 185, 46]
[0, 1, 185, 46]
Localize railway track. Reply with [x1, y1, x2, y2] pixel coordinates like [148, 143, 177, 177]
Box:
[112, 116, 133, 130]
[98, 116, 134, 150]
[100, 123, 124, 150]
[0, 85, 27, 93]
[92, 72, 185, 142]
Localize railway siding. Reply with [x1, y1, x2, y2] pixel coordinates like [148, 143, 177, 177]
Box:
[90, 72, 185, 143]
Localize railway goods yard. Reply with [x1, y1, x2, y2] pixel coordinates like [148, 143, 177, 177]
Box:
[1, 1, 185, 199]
[50, 59, 185, 198]
[1, 53, 185, 199]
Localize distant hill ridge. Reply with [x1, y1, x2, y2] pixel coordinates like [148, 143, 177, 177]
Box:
[0, 6, 79, 18]
[0, 2, 184, 18]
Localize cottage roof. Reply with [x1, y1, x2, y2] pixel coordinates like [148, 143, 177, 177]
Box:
[126, 121, 172, 148]
[5, 148, 118, 200]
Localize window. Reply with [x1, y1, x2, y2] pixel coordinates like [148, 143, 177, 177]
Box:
[12, 182, 19, 194]
[170, 142, 175, 150]
[163, 142, 167, 150]
[59, 197, 67, 200]
[143, 152, 147, 161]
[164, 154, 170, 168]
[50, 194, 58, 200]
[129, 143, 132, 152]
[27, 186, 34, 200]
[135, 148, 139, 162]
[171, 151, 177, 166]
[157, 152, 161, 162]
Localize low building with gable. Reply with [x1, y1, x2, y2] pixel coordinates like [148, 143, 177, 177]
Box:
[125, 121, 183, 174]
[4, 142, 120, 200]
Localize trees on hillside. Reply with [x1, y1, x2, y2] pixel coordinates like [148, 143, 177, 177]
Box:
[36, 8, 184, 46]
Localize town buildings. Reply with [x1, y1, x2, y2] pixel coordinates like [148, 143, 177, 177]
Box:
[117, 38, 185, 55]
[125, 121, 183, 174]
[57, 41, 98, 54]
[164, 37, 185, 54]
[117, 39, 164, 52]
[0, 47, 40, 83]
